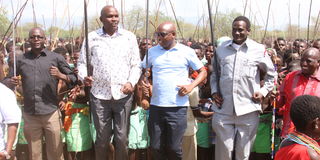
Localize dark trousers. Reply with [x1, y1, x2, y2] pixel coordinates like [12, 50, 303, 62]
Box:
[148, 105, 187, 160]
[91, 94, 133, 160]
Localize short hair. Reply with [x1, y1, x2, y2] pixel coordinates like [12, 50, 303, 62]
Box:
[5, 41, 13, 53]
[53, 47, 68, 55]
[233, 16, 251, 30]
[277, 37, 286, 42]
[290, 95, 320, 131]
[190, 43, 202, 50]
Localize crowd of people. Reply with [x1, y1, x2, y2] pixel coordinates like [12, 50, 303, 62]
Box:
[0, 4, 320, 160]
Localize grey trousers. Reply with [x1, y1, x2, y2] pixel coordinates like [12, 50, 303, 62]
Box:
[212, 111, 259, 160]
[91, 94, 133, 160]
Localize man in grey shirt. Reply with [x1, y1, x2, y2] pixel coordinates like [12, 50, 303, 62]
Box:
[4, 27, 76, 160]
[210, 16, 276, 160]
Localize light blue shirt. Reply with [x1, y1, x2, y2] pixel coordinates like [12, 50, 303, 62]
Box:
[142, 43, 203, 107]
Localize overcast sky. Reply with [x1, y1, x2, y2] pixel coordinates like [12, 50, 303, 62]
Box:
[1, 0, 319, 31]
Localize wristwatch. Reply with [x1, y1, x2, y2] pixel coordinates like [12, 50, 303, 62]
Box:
[1, 150, 11, 160]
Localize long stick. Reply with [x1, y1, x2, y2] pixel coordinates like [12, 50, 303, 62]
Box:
[213, 0, 220, 38]
[298, 3, 300, 38]
[83, 0, 92, 123]
[42, 15, 47, 32]
[307, 0, 313, 42]
[263, 0, 272, 41]
[121, 0, 125, 28]
[84, 0, 90, 76]
[10, 0, 16, 77]
[145, 0, 149, 68]
[313, 10, 320, 40]
[133, 12, 140, 34]
[1, 0, 29, 44]
[31, 0, 37, 27]
[243, 0, 248, 16]
[271, 64, 278, 159]
[168, 0, 184, 39]
[288, 0, 292, 39]
[207, 0, 221, 108]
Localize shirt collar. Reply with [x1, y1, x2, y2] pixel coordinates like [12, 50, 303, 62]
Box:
[97, 27, 124, 37]
[27, 48, 48, 58]
[297, 69, 320, 81]
[158, 42, 180, 51]
[227, 38, 253, 50]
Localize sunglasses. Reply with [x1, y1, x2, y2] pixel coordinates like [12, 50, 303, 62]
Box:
[29, 36, 45, 40]
[154, 32, 173, 38]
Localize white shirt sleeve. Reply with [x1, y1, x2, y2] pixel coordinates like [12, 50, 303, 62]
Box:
[0, 84, 21, 124]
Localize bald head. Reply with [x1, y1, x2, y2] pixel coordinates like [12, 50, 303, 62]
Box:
[157, 22, 176, 33]
[303, 47, 320, 59]
[300, 47, 320, 76]
[100, 5, 118, 17]
[99, 5, 119, 35]
[29, 27, 45, 38]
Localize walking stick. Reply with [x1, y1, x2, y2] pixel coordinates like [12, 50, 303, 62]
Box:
[271, 64, 278, 159]
[10, 0, 16, 78]
[207, 0, 221, 109]
[307, 0, 313, 43]
[83, 0, 92, 122]
[143, 0, 151, 101]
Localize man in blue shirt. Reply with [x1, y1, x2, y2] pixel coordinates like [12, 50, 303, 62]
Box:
[142, 22, 207, 160]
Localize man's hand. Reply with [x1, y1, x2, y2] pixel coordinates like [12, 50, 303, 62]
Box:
[0, 152, 5, 160]
[84, 76, 94, 87]
[212, 93, 223, 107]
[121, 82, 134, 94]
[59, 101, 66, 111]
[141, 79, 151, 97]
[49, 66, 62, 79]
[73, 68, 79, 75]
[177, 84, 193, 96]
[9, 76, 19, 86]
[252, 92, 263, 103]
[68, 86, 81, 100]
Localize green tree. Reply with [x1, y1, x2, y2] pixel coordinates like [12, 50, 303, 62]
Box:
[0, 7, 10, 38]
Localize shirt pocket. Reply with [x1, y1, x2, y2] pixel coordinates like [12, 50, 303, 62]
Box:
[241, 59, 257, 79]
[220, 58, 233, 79]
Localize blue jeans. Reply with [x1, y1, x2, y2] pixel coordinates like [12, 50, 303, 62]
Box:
[148, 105, 187, 160]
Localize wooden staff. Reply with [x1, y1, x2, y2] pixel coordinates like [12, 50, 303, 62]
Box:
[145, 0, 149, 68]
[84, 0, 90, 76]
[207, 0, 221, 109]
[10, 0, 16, 77]
[288, 0, 292, 39]
[213, 0, 220, 32]
[313, 10, 320, 40]
[31, 0, 37, 27]
[298, 3, 300, 38]
[1, 0, 29, 44]
[168, 0, 184, 39]
[83, 0, 92, 122]
[307, 0, 313, 42]
[133, 12, 140, 34]
[243, 0, 248, 16]
[121, 0, 125, 28]
[263, 0, 272, 41]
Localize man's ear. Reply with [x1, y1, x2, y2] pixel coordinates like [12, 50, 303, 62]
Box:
[312, 118, 320, 130]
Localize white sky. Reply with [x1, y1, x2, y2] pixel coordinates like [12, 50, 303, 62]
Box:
[1, 0, 320, 31]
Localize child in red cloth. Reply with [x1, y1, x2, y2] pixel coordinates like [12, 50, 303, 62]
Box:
[275, 95, 320, 160]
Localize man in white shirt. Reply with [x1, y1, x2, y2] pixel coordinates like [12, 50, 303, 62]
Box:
[0, 83, 21, 160]
[210, 16, 276, 160]
[78, 5, 141, 160]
